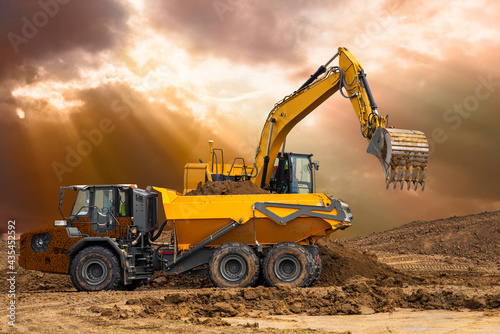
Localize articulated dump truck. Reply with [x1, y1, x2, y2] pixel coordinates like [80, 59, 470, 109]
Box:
[20, 184, 352, 291]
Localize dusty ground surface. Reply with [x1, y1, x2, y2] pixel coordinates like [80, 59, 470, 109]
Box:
[1, 209, 499, 333]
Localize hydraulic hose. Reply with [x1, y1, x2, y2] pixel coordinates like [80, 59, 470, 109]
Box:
[130, 232, 142, 246]
[150, 219, 168, 241]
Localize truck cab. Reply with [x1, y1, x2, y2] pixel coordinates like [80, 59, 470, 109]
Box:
[19, 184, 159, 291]
[64, 185, 157, 235]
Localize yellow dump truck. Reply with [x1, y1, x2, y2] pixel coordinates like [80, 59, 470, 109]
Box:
[20, 184, 352, 291]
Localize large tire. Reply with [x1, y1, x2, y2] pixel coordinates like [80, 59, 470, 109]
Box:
[307, 246, 322, 287]
[70, 246, 122, 292]
[263, 242, 315, 288]
[209, 242, 260, 288]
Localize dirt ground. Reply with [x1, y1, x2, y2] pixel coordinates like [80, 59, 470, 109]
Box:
[2, 208, 499, 333]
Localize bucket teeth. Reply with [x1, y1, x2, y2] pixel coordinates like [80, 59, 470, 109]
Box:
[367, 127, 429, 191]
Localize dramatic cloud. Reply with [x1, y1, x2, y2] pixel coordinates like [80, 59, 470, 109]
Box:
[1, 0, 499, 237]
[147, 0, 313, 65]
[1, 0, 127, 79]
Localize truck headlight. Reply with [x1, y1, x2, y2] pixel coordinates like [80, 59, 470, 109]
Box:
[54, 220, 67, 226]
[31, 233, 52, 253]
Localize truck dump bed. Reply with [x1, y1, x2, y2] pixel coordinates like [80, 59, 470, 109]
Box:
[154, 187, 352, 248]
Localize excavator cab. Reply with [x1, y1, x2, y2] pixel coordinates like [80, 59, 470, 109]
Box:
[269, 153, 317, 194]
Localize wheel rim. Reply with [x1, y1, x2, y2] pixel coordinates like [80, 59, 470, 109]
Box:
[220, 255, 247, 282]
[82, 259, 108, 286]
[274, 255, 301, 282]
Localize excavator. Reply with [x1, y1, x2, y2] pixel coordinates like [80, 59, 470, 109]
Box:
[184, 47, 429, 193]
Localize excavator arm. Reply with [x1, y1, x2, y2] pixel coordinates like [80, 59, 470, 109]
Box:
[254, 47, 429, 191]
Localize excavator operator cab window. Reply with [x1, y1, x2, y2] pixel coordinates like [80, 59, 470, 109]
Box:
[270, 155, 289, 194]
[290, 155, 313, 194]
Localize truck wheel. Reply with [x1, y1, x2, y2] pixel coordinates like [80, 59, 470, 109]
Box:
[307, 246, 322, 287]
[263, 242, 315, 288]
[70, 246, 121, 292]
[209, 242, 260, 288]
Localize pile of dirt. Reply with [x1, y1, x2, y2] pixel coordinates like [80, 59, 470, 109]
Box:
[185, 180, 269, 196]
[14, 268, 74, 292]
[144, 271, 212, 290]
[340, 210, 500, 266]
[316, 238, 414, 287]
[87, 283, 500, 323]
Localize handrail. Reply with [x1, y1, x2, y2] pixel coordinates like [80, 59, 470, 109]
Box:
[228, 157, 247, 178]
[211, 148, 224, 174]
[69, 205, 124, 238]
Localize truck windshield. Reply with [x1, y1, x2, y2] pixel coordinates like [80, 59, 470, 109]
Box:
[94, 188, 114, 215]
[291, 155, 313, 194]
[71, 189, 90, 216]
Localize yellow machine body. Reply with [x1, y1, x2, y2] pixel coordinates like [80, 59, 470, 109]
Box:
[155, 187, 352, 248]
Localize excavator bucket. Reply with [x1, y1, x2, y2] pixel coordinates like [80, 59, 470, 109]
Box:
[367, 128, 429, 191]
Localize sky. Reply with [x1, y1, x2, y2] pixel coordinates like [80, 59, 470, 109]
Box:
[1, 0, 499, 238]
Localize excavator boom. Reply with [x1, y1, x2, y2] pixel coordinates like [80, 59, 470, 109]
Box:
[254, 47, 429, 191]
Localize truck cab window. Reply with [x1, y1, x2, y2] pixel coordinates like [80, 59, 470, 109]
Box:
[71, 190, 90, 216]
[94, 188, 114, 215]
[118, 190, 130, 217]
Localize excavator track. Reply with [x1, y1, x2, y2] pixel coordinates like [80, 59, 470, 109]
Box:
[367, 128, 429, 191]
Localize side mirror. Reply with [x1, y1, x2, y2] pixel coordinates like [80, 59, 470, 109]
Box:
[312, 161, 320, 171]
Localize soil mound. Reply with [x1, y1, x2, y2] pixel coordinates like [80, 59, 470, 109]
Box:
[340, 210, 500, 266]
[185, 180, 269, 196]
[316, 238, 412, 287]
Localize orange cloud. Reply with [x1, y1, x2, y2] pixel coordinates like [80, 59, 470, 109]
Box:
[1, 0, 499, 236]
